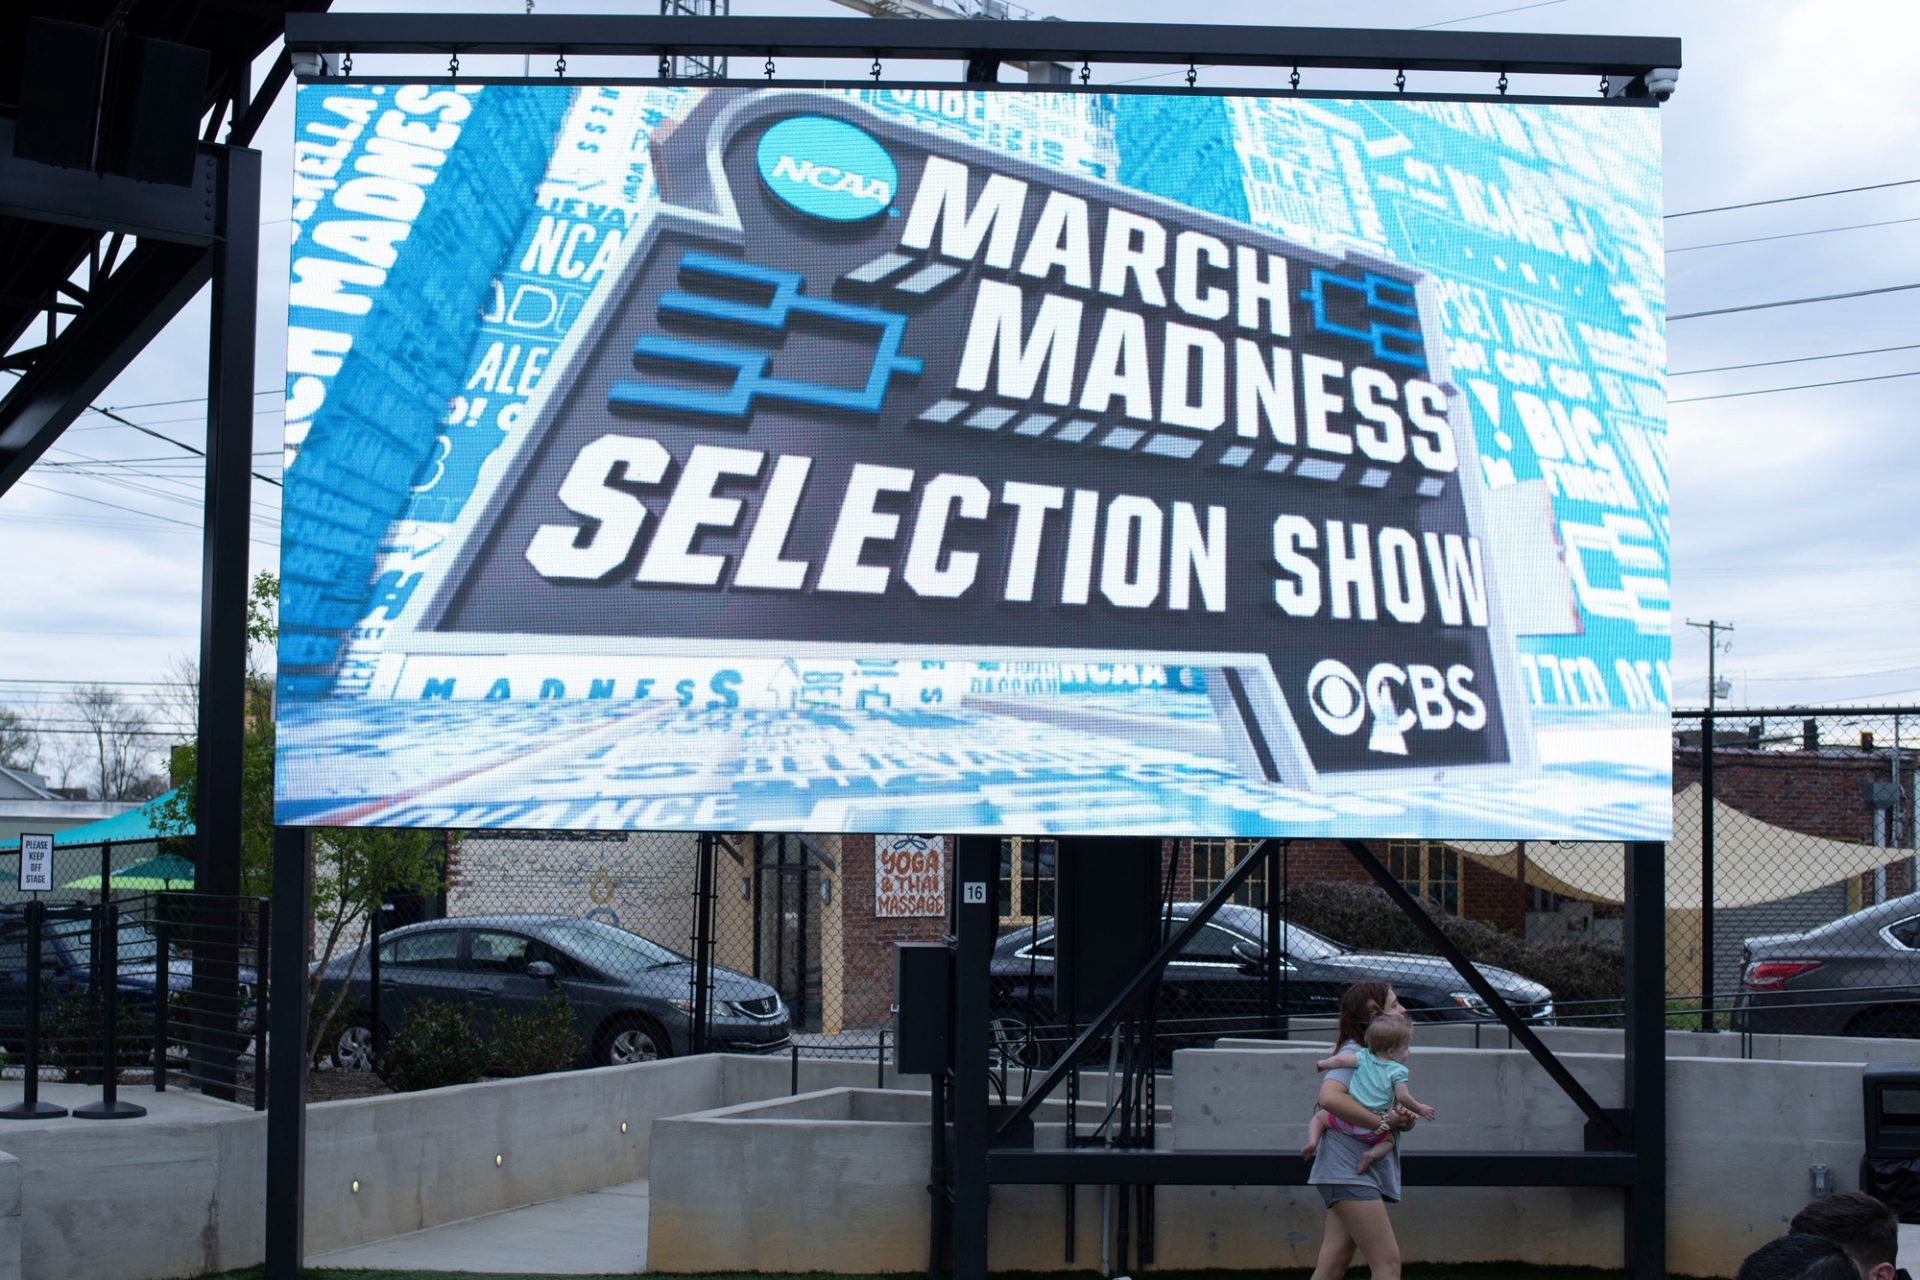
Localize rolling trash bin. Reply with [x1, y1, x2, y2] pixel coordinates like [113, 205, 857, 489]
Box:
[1861, 1063, 1920, 1222]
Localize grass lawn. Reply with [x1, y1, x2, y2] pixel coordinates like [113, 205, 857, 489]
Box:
[204, 1267, 1630, 1279]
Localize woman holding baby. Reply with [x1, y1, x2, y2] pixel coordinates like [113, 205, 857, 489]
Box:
[1302, 980, 1425, 1280]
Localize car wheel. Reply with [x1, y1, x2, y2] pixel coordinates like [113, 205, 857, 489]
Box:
[333, 1018, 377, 1072]
[991, 1002, 1057, 1068]
[598, 1015, 672, 1065]
[1845, 1006, 1920, 1040]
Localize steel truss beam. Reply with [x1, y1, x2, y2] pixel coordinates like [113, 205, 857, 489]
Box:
[0, 240, 211, 493]
[994, 837, 1273, 1135]
[1342, 838, 1621, 1142]
[0, 119, 221, 247]
[946, 838, 1671, 1278]
[284, 13, 1680, 81]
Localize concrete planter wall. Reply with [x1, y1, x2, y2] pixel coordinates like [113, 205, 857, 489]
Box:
[649, 1045, 1880, 1278]
[0, 1054, 916, 1280]
[649, 1088, 1166, 1274]
[0, 1030, 1904, 1280]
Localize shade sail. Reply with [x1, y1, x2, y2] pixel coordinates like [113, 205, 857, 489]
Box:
[0, 789, 190, 851]
[1447, 784, 1905, 909]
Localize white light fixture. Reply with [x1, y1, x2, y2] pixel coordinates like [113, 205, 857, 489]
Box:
[350, 1180, 360, 1194]
[495, 1154, 503, 1167]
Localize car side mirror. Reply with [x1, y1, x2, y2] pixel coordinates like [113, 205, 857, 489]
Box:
[1231, 939, 1266, 973]
[526, 960, 557, 982]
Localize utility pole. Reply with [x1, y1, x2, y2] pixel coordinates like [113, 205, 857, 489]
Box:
[1686, 618, 1734, 711]
[1685, 618, 1731, 1031]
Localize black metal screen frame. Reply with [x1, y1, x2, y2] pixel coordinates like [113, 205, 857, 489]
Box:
[284, 13, 1680, 88]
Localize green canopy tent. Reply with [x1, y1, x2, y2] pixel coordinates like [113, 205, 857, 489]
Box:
[62, 852, 195, 891]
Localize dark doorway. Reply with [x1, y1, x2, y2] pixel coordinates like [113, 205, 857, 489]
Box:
[754, 834, 822, 1032]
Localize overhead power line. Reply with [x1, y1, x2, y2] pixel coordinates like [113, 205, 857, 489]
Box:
[1670, 215, 1920, 254]
[1670, 343, 1920, 376]
[99, 389, 282, 414]
[1415, 0, 1569, 30]
[1667, 281, 1920, 321]
[84, 404, 283, 488]
[1668, 369, 1920, 404]
[1666, 177, 1920, 219]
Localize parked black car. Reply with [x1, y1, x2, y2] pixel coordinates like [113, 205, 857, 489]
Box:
[989, 901, 1554, 1063]
[1733, 892, 1920, 1038]
[0, 901, 258, 1053]
[311, 914, 791, 1069]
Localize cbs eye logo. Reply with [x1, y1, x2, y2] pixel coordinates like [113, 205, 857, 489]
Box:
[1305, 658, 1489, 756]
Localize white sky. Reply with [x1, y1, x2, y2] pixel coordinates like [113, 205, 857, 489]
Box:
[4, 0, 1919, 755]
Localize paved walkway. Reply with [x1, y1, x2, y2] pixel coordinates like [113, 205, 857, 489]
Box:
[308, 1175, 1920, 1275]
[307, 1178, 649, 1274]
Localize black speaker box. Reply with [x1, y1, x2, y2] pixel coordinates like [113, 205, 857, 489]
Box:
[99, 34, 208, 185]
[13, 19, 108, 169]
[1052, 837, 1162, 1028]
[893, 941, 952, 1075]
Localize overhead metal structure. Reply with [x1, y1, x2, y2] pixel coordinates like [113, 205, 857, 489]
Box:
[284, 13, 1679, 92]
[1, 0, 327, 1102]
[658, 0, 730, 81]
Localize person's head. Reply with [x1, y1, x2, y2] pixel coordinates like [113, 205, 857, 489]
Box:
[1735, 1233, 1859, 1280]
[1335, 981, 1402, 1049]
[1792, 1191, 1899, 1280]
[1364, 1010, 1414, 1062]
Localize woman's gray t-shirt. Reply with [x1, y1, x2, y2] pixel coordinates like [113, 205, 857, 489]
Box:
[1306, 1040, 1403, 1202]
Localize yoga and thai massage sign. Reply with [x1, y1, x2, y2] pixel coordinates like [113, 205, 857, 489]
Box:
[875, 835, 945, 918]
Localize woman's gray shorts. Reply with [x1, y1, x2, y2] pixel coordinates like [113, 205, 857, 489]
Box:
[1318, 1183, 1384, 1206]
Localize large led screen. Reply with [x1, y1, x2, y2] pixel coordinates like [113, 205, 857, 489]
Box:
[275, 84, 1669, 838]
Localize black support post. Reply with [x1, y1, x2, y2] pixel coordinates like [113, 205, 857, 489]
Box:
[951, 836, 996, 1280]
[1700, 713, 1715, 1030]
[190, 140, 261, 1102]
[369, 904, 384, 1061]
[691, 833, 716, 1054]
[265, 826, 312, 1280]
[0, 899, 67, 1120]
[74, 890, 145, 1119]
[1624, 840, 1667, 1278]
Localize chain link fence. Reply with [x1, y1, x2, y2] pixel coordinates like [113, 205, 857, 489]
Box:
[10, 706, 1917, 1102]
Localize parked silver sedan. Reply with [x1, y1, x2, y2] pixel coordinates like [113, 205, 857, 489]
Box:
[1733, 892, 1920, 1038]
[313, 914, 791, 1068]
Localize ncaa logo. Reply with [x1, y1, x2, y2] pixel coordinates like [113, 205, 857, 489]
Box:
[1305, 659, 1489, 756]
[756, 116, 897, 222]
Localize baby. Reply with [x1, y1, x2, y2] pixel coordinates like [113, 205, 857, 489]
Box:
[1299, 1011, 1436, 1172]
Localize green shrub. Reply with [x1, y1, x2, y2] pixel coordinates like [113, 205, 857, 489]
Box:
[490, 991, 584, 1077]
[1285, 880, 1625, 1017]
[40, 988, 155, 1083]
[377, 998, 489, 1092]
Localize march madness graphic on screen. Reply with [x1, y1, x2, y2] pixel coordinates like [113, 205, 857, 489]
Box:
[275, 84, 1668, 838]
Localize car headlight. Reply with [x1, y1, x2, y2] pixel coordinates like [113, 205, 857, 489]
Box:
[1449, 991, 1490, 1014]
[668, 998, 696, 1014]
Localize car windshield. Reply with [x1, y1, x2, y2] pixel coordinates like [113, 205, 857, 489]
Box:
[1016, 912, 1348, 962]
[1211, 908, 1348, 961]
[544, 919, 686, 973]
[50, 913, 160, 968]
